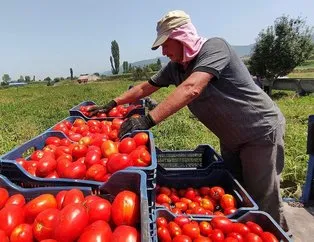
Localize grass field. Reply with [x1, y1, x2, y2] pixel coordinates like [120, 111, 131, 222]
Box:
[0, 80, 314, 199]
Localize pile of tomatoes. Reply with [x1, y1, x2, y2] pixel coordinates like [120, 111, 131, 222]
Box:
[15, 126, 151, 181]
[0, 187, 140, 242]
[79, 104, 142, 119]
[53, 117, 126, 142]
[156, 186, 237, 216]
[157, 214, 279, 242]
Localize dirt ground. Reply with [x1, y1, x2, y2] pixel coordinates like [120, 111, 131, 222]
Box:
[283, 202, 314, 242]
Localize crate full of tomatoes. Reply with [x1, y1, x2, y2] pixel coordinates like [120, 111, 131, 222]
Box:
[154, 208, 292, 242]
[153, 168, 258, 219]
[0, 129, 157, 193]
[69, 100, 145, 120]
[0, 170, 150, 242]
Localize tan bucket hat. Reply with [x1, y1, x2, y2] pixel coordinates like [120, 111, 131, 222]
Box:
[151, 10, 191, 50]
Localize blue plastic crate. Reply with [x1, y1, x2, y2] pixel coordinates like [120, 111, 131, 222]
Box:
[151, 168, 258, 220]
[156, 144, 224, 172]
[0, 170, 151, 242]
[152, 208, 292, 242]
[0, 130, 157, 190]
[69, 100, 145, 120]
[301, 114, 314, 205]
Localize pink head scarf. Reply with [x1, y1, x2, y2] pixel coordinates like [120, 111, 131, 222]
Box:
[168, 22, 207, 63]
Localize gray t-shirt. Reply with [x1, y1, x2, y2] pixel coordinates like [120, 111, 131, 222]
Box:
[150, 37, 284, 147]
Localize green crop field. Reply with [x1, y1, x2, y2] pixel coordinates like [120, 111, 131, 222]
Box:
[1, 80, 314, 199]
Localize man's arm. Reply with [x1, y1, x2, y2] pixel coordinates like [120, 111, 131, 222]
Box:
[114, 82, 160, 105]
[149, 71, 213, 124]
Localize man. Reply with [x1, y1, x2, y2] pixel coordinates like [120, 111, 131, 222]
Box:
[90, 10, 289, 233]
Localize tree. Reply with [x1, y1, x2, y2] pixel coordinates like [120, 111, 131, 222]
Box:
[18, 75, 24, 82]
[248, 15, 314, 95]
[2, 74, 11, 84]
[156, 58, 162, 70]
[70, 68, 73, 80]
[110, 40, 120, 75]
[25, 76, 31, 82]
[122, 61, 129, 73]
[32, 76, 35, 82]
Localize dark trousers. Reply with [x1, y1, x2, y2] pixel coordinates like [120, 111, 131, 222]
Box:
[220, 122, 288, 231]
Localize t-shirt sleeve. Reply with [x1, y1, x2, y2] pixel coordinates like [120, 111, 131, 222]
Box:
[193, 38, 231, 79]
[149, 63, 175, 87]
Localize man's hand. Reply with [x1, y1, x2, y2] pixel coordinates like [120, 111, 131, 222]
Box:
[118, 114, 156, 139]
[88, 100, 117, 116]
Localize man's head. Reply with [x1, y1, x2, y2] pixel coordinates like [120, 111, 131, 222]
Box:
[151, 10, 191, 51]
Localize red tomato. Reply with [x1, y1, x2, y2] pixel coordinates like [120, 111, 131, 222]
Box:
[133, 132, 149, 146]
[78, 220, 112, 242]
[87, 198, 111, 223]
[55, 190, 67, 209]
[111, 190, 140, 226]
[156, 194, 171, 204]
[86, 164, 107, 181]
[224, 237, 238, 242]
[209, 186, 225, 201]
[31, 150, 45, 161]
[40, 240, 57, 242]
[157, 217, 168, 228]
[173, 234, 193, 242]
[111, 118, 124, 130]
[200, 198, 214, 211]
[0, 230, 9, 242]
[36, 156, 57, 177]
[107, 153, 132, 173]
[260, 232, 279, 242]
[168, 221, 182, 237]
[111, 225, 139, 242]
[0, 188, 9, 209]
[33, 208, 59, 241]
[62, 189, 85, 208]
[174, 216, 190, 228]
[245, 221, 263, 235]
[245, 233, 263, 242]
[210, 217, 233, 234]
[10, 223, 33, 242]
[45, 137, 61, 146]
[0, 205, 25, 236]
[210, 229, 225, 241]
[231, 223, 250, 236]
[54, 203, 89, 242]
[228, 232, 244, 242]
[129, 148, 151, 167]
[24, 194, 57, 223]
[199, 221, 212, 236]
[83, 195, 101, 207]
[62, 161, 87, 179]
[101, 140, 119, 158]
[157, 226, 171, 242]
[193, 236, 211, 242]
[220, 194, 236, 210]
[72, 143, 88, 158]
[5, 194, 25, 207]
[118, 137, 137, 154]
[182, 222, 200, 239]
[85, 150, 101, 168]
[108, 107, 120, 117]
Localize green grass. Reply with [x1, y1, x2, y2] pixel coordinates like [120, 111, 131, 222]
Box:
[1, 81, 314, 199]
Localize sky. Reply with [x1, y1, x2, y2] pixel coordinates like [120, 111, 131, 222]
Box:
[1, 0, 314, 81]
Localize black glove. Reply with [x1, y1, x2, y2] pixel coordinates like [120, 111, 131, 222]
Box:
[118, 113, 156, 139]
[88, 100, 117, 116]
